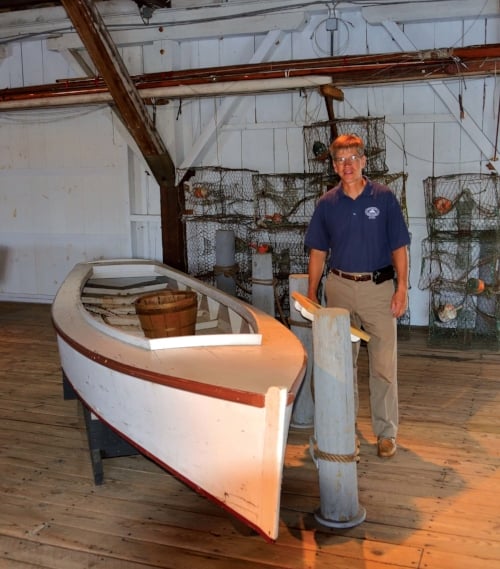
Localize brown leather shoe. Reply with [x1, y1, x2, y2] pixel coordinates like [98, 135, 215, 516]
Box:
[377, 437, 397, 458]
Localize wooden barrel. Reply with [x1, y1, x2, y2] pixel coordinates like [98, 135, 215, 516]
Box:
[134, 290, 198, 338]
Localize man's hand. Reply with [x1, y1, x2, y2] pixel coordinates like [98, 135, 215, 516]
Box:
[391, 287, 408, 318]
[391, 245, 409, 318]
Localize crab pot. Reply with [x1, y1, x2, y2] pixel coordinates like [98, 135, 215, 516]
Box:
[135, 290, 198, 338]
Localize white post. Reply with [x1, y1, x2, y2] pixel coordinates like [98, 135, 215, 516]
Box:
[252, 252, 275, 316]
[288, 274, 314, 428]
[311, 307, 366, 528]
[215, 229, 236, 296]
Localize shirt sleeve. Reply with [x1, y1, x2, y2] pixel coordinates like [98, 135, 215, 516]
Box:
[304, 200, 330, 252]
[387, 193, 411, 251]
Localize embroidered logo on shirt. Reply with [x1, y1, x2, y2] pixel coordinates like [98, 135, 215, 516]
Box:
[365, 206, 380, 220]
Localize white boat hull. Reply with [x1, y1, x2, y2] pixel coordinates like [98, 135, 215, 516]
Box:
[52, 260, 306, 540]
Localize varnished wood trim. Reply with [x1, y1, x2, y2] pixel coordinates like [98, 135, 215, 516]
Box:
[53, 317, 305, 409]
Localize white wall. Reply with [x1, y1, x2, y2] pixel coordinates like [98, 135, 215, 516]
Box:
[0, 1, 498, 326]
[0, 106, 132, 301]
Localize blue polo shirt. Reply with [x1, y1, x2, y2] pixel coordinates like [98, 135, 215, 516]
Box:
[305, 178, 410, 272]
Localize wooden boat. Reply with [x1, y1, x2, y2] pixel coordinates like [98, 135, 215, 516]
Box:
[51, 259, 307, 541]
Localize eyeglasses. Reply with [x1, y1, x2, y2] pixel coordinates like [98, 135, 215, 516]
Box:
[333, 154, 363, 164]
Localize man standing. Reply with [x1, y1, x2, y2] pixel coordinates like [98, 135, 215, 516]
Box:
[305, 133, 410, 458]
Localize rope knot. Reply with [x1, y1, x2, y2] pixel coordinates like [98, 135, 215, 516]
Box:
[309, 436, 360, 464]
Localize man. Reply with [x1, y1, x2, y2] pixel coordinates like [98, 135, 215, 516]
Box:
[305, 133, 410, 458]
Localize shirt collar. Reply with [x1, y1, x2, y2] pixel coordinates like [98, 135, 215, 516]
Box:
[338, 176, 372, 198]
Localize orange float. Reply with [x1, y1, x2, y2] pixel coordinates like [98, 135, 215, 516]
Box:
[466, 278, 486, 294]
[433, 196, 453, 215]
[193, 185, 208, 198]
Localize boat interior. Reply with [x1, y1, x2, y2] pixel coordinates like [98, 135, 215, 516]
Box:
[79, 263, 260, 347]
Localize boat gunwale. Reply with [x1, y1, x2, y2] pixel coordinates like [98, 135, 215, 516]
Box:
[52, 260, 307, 408]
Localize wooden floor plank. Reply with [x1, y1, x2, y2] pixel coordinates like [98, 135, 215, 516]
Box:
[0, 495, 422, 569]
[0, 302, 499, 569]
[420, 547, 497, 569]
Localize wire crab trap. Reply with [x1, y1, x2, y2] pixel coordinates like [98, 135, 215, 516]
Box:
[423, 173, 500, 236]
[303, 116, 388, 177]
[252, 172, 325, 227]
[428, 279, 499, 348]
[418, 234, 500, 290]
[178, 166, 258, 218]
[397, 308, 411, 340]
[182, 214, 254, 302]
[248, 226, 309, 317]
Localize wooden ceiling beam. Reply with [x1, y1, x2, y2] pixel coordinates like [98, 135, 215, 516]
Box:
[2, 44, 499, 106]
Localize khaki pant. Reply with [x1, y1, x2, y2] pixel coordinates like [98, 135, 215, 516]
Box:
[325, 271, 398, 440]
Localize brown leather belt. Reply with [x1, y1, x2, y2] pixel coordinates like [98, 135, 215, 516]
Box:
[331, 268, 372, 282]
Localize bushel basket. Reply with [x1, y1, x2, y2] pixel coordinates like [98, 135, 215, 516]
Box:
[135, 290, 198, 338]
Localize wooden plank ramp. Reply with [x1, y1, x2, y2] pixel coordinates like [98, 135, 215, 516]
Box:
[0, 302, 498, 569]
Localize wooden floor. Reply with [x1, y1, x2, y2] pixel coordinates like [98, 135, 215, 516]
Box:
[0, 302, 499, 569]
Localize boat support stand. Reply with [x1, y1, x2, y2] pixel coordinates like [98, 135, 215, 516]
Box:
[62, 372, 139, 484]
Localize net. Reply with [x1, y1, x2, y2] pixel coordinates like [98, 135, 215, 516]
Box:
[303, 116, 388, 176]
[423, 173, 500, 236]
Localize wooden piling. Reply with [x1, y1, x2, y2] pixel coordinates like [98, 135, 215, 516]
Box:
[215, 229, 236, 296]
[252, 252, 275, 316]
[311, 307, 366, 528]
[288, 274, 314, 428]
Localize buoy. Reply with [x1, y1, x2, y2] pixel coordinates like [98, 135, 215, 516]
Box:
[466, 278, 486, 295]
[433, 196, 453, 215]
[436, 303, 462, 323]
[193, 185, 208, 198]
[312, 140, 328, 157]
